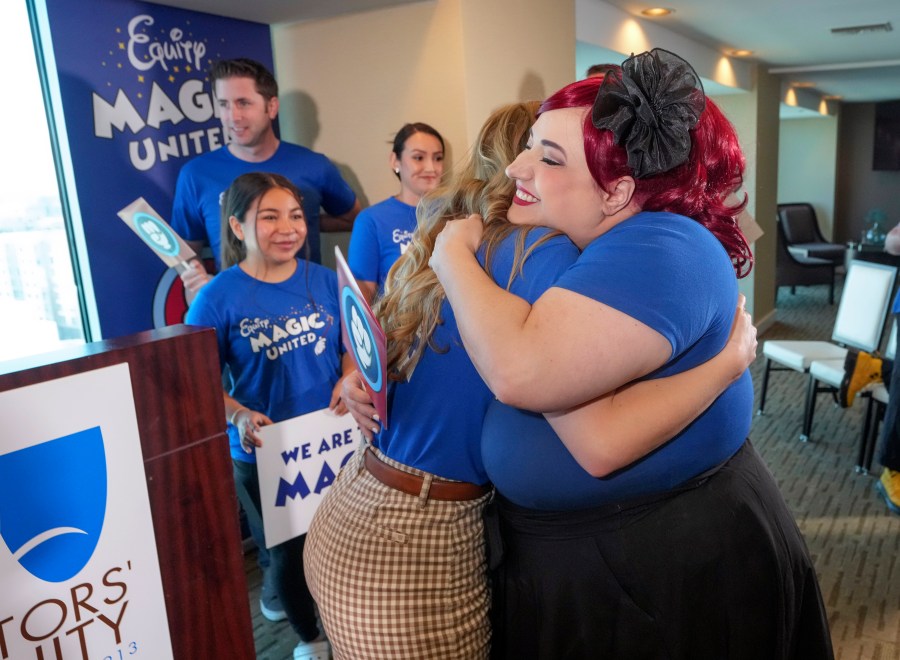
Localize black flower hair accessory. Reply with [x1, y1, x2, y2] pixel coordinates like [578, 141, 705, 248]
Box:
[591, 48, 706, 178]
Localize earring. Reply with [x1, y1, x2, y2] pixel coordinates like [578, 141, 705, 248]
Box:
[394, 168, 400, 174]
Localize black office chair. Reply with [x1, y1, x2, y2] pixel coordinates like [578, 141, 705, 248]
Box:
[775, 211, 837, 304]
[778, 203, 846, 263]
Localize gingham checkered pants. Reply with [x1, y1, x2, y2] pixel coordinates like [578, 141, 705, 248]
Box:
[304, 444, 492, 659]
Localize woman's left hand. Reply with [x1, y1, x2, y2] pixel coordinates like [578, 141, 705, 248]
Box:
[724, 294, 758, 379]
[342, 371, 380, 441]
[430, 214, 484, 278]
[232, 407, 272, 454]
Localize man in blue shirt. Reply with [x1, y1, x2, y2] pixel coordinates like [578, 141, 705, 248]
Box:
[172, 58, 360, 293]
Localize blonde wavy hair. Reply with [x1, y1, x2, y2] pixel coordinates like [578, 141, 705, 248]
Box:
[375, 100, 561, 381]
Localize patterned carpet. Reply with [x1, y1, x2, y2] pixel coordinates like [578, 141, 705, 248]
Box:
[752, 282, 900, 660]
[245, 279, 900, 659]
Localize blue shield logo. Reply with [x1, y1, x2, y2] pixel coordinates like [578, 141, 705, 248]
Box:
[0, 427, 107, 582]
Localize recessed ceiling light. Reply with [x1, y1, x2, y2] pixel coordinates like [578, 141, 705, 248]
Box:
[728, 49, 754, 57]
[641, 7, 674, 17]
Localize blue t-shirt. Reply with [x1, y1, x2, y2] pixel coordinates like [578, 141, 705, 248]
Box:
[377, 228, 580, 484]
[171, 142, 357, 266]
[347, 196, 417, 289]
[185, 260, 344, 463]
[482, 212, 754, 509]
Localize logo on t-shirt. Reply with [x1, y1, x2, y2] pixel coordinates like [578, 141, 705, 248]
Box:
[240, 308, 334, 362]
[0, 427, 107, 582]
[392, 228, 413, 255]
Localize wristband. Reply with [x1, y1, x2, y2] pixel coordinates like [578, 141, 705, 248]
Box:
[229, 406, 248, 426]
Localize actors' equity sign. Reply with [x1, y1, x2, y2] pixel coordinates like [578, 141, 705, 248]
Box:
[0, 364, 173, 660]
[334, 247, 389, 427]
[256, 410, 362, 548]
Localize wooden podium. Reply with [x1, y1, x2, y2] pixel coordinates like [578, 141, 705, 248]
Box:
[0, 325, 255, 658]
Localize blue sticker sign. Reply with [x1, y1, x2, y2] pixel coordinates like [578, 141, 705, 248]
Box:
[334, 247, 388, 427]
[341, 288, 383, 393]
[133, 212, 180, 257]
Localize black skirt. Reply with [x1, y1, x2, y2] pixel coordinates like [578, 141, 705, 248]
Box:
[486, 440, 834, 660]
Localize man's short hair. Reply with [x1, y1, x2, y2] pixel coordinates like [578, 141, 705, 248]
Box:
[585, 63, 617, 79]
[208, 58, 278, 100]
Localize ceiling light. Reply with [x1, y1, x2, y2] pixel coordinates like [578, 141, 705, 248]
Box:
[728, 49, 753, 57]
[641, 8, 674, 17]
[791, 82, 816, 88]
[831, 22, 892, 35]
[823, 95, 844, 100]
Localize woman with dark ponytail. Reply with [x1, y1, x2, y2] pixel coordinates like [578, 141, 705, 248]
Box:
[186, 172, 354, 660]
[347, 122, 445, 303]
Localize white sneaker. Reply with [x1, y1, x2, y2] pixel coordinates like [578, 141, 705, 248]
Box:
[259, 569, 286, 622]
[293, 635, 330, 660]
[259, 597, 287, 622]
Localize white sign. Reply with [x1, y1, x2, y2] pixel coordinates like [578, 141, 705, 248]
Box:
[0, 364, 173, 660]
[257, 409, 362, 548]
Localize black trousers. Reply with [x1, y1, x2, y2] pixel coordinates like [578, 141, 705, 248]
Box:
[487, 441, 833, 660]
[880, 312, 900, 471]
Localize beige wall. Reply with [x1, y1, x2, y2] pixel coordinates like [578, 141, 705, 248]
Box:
[751, 68, 783, 328]
[713, 65, 780, 329]
[272, 1, 468, 209]
[271, 0, 575, 266]
[457, 0, 575, 138]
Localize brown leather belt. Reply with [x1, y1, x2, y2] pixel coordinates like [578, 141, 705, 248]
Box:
[364, 448, 491, 501]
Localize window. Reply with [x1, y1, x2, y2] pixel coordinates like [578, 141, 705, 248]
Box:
[0, 2, 86, 365]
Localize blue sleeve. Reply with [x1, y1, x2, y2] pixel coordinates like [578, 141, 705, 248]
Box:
[347, 208, 380, 282]
[170, 165, 206, 243]
[184, 285, 228, 369]
[318, 158, 357, 217]
[486, 228, 580, 304]
[554, 215, 734, 356]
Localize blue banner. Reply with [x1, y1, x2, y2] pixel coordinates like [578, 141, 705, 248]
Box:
[43, 0, 273, 337]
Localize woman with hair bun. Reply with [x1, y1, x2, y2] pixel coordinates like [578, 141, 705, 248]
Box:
[431, 50, 833, 658]
[348, 122, 444, 302]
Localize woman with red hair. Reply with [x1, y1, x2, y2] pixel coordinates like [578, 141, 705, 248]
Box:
[431, 50, 832, 658]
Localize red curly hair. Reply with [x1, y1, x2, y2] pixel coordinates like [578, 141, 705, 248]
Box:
[539, 73, 753, 277]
